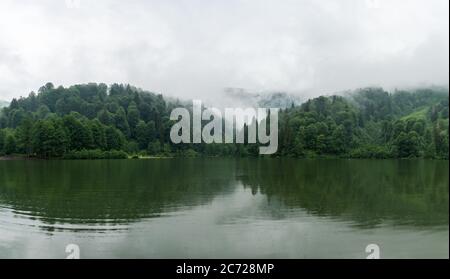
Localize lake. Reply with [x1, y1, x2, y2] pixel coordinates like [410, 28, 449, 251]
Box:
[0, 158, 448, 259]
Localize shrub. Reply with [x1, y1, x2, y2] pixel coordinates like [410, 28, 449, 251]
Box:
[349, 145, 392, 159]
[62, 149, 128, 160]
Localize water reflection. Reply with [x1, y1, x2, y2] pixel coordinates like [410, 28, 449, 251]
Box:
[237, 159, 449, 228]
[0, 159, 236, 232]
[0, 159, 448, 232]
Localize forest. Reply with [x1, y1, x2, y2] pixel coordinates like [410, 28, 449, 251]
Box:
[0, 82, 448, 159]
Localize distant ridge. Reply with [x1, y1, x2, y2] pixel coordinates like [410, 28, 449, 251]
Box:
[223, 87, 304, 109]
[0, 83, 448, 159]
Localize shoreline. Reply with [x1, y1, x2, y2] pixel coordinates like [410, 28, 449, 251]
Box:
[1, 155, 447, 161]
[0, 156, 41, 161]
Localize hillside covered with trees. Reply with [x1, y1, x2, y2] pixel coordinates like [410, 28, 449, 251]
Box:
[0, 83, 448, 159]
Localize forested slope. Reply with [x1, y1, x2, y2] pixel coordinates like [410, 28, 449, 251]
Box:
[0, 83, 448, 159]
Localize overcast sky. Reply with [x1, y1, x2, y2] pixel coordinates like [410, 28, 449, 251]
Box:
[0, 0, 448, 102]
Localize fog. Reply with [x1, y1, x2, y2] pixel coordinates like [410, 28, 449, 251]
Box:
[0, 0, 448, 104]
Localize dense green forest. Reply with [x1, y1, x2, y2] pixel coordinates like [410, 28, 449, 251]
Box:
[0, 82, 448, 159]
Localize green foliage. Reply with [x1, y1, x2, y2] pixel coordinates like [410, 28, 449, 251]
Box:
[15, 116, 34, 155]
[147, 140, 161, 155]
[183, 148, 199, 158]
[393, 131, 421, 158]
[126, 140, 140, 154]
[31, 119, 68, 158]
[127, 101, 140, 137]
[63, 113, 93, 151]
[0, 130, 5, 155]
[89, 119, 107, 150]
[136, 120, 156, 149]
[114, 107, 130, 138]
[349, 145, 392, 159]
[62, 149, 128, 160]
[4, 134, 17, 155]
[105, 126, 126, 151]
[278, 87, 448, 159]
[0, 83, 448, 159]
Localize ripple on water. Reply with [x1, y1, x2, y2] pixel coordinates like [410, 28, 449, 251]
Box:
[0, 203, 132, 235]
[0, 201, 194, 236]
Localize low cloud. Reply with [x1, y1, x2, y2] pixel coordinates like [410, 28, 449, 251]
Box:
[0, 0, 448, 102]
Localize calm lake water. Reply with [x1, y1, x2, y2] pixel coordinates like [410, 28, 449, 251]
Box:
[0, 159, 448, 259]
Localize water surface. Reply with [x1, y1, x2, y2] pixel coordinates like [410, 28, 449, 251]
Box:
[0, 159, 448, 258]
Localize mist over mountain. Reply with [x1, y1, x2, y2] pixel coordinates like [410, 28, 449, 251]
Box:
[0, 82, 448, 159]
[219, 88, 304, 109]
[0, 1, 448, 101]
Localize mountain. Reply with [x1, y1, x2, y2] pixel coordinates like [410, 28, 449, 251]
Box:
[278, 86, 449, 159]
[0, 83, 448, 159]
[222, 88, 304, 109]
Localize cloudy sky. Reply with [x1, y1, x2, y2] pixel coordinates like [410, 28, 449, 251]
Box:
[0, 0, 448, 102]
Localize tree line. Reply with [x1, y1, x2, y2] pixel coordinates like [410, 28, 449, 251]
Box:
[0, 83, 448, 159]
[278, 87, 448, 159]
